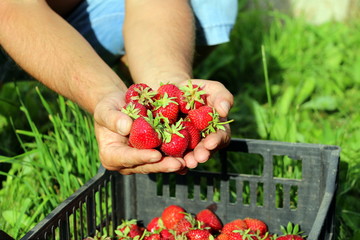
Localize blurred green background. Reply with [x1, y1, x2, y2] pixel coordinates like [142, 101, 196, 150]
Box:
[1, 1, 360, 239]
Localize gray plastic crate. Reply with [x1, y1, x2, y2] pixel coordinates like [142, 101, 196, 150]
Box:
[6, 138, 340, 240]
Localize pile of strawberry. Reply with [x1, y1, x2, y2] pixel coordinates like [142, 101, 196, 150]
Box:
[87, 204, 306, 240]
[121, 81, 232, 157]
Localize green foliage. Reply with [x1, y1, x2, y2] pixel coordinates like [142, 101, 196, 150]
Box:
[0, 87, 99, 239]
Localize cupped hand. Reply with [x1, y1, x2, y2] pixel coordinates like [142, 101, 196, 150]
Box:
[93, 91, 186, 175]
[178, 79, 234, 169]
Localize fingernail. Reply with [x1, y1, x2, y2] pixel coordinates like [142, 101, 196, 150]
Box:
[117, 119, 131, 135]
[220, 101, 230, 115]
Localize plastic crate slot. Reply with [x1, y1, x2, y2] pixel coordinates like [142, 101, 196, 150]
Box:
[242, 181, 250, 205]
[229, 179, 237, 203]
[256, 182, 264, 206]
[155, 173, 163, 196]
[200, 176, 207, 201]
[213, 178, 221, 202]
[290, 185, 298, 209]
[169, 174, 176, 198]
[187, 175, 194, 200]
[275, 183, 284, 208]
[273, 155, 302, 179]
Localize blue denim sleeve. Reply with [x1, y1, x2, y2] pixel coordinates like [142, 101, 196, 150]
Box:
[66, 0, 238, 65]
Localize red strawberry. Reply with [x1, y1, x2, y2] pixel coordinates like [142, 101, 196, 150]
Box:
[152, 93, 179, 124]
[226, 231, 245, 240]
[182, 120, 201, 150]
[144, 233, 161, 240]
[156, 83, 182, 101]
[147, 216, 163, 232]
[173, 216, 194, 234]
[160, 229, 175, 240]
[243, 218, 268, 236]
[125, 83, 156, 108]
[178, 81, 207, 114]
[186, 229, 212, 240]
[196, 209, 223, 234]
[216, 233, 230, 240]
[115, 219, 144, 239]
[121, 102, 147, 119]
[188, 106, 233, 136]
[276, 236, 305, 240]
[129, 113, 163, 149]
[160, 120, 190, 157]
[161, 205, 186, 230]
[221, 219, 248, 235]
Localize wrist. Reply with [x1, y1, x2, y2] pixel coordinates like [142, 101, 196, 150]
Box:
[135, 70, 192, 89]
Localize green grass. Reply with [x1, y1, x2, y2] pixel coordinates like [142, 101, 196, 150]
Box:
[0, 3, 360, 240]
[0, 86, 99, 239]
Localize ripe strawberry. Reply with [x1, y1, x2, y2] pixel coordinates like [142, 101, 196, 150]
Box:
[182, 120, 201, 150]
[125, 83, 156, 108]
[216, 233, 230, 240]
[188, 106, 233, 136]
[221, 219, 248, 235]
[156, 83, 182, 101]
[129, 113, 163, 149]
[160, 120, 190, 157]
[144, 233, 161, 240]
[147, 216, 163, 232]
[196, 209, 223, 234]
[115, 219, 144, 239]
[276, 236, 305, 240]
[186, 229, 213, 240]
[161, 205, 187, 230]
[178, 81, 207, 114]
[226, 231, 245, 240]
[121, 102, 147, 119]
[160, 229, 175, 239]
[243, 218, 268, 236]
[152, 93, 179, 124]
[173, 215, 195, 234]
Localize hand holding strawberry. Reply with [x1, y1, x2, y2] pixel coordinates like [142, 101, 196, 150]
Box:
[122, 80, 234, 163]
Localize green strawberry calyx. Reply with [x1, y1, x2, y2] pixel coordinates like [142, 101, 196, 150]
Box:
[180, 80, 206, 110]
[121, 102, 142, 119]
[153, 92, 178, 110]
[202, 109, 234, 137]
[131, 85, 156, 106]
[161, 119, 185, 143]
[144, 110, 165, 139]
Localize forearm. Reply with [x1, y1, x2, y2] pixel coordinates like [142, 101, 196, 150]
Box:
[0, 0, 127, 113]
[123, 0, 195, 89]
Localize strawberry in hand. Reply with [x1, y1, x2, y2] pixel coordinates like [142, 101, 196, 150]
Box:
[188, 105, 234, 137]
[125, 83, 156, 108]
[128, 111, 163, 149]
[152, 92, 179, 124]
[160, 119, 190, 157]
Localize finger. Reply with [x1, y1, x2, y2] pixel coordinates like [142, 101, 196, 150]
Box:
[94, 93, 133, 136]
[95, 123, 162, 170]
[183, 151, 199, 169]
[192, 80, 234, 117]
[119, 156, 186, 175]
[193, 140, 211, 163]
[203, 124, 231, 151]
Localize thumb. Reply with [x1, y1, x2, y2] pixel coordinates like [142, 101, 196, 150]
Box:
[94, 98, 133, 136]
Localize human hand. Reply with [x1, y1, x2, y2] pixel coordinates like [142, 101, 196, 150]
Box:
[93, 91, 186, 175]
[177, 79, 234, 169]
